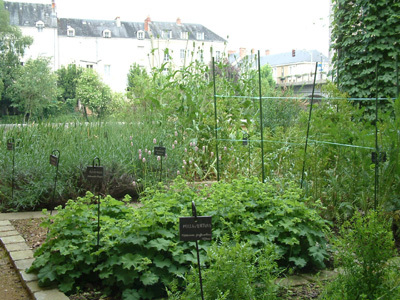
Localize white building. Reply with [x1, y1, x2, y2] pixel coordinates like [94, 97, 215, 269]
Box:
[5, 1, 227, 92]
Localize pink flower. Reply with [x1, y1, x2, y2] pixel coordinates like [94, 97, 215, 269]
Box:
[153, 138, 157, 144]
[139, 149, 142, 154]
[129, 136, 133, 140]
[194, 146, 198, 152]
[148, 150, 151, 155]
[219, 155, 222, 161]
[189, 160, 192, 164]
[172, 144, 175, 149]
[203, 146, 206, 152]
[145, 148, 147, 153]
[224, 146, 227, 151]
[174, 140, 178, 145]
[142, 157, 146, 163]
[177, 170, 180, 175]
[132, 181, 136, 187]
[185, 148, 187, 153]
[211, 152, 214, 157]
[157, 156, 161, 161]
[183, 160, 187, 165]
[139, 154, 142, 160]
[190, 142, 193, 147]
[182, 165, 185, 169]
[175, 131, 178, 137]
[131, 142, 133, 146]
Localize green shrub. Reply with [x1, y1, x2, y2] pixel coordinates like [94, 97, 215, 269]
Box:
[28, 177, 329, 299]
[175, 235, 279, 300]
[321, 211, 399, 300]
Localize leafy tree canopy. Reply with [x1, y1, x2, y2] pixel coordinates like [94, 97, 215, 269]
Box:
[0, 0, 33, 114]
[10, 57, 58, 122]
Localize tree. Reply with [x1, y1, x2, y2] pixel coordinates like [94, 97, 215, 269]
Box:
[56, 64, 83, 112]
[10, 57, 58, 122]
[0, 0, 33, 115]
[126, 63, 151, 103]
[76, 68, 112, 118]
[331, 0, 400, 104]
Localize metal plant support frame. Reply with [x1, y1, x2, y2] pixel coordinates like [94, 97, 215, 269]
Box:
[301, 62, 319, 189]
[210, 51, 396, 211]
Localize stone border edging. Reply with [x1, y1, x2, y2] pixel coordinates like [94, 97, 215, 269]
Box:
[0, 219, 69, 300]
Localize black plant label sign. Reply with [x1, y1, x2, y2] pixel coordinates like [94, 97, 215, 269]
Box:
[179, 216, 212, 241]
[86, 166, 104, 183]
[243, 137, 248, 146]
[50, 155, 59, 167]
[154, 146, 166, 157]
[371, 151, 387, 163]
[7, 142, 14, 151]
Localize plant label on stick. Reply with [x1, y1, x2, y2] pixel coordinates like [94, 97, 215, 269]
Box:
[50, 154, 59, 167]
[179, 216, 212, 241]
[371, 151, 387, 163]
[154, 146, 166, 157]
[86, 166, 104, 183]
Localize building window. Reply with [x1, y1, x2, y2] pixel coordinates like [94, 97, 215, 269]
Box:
[86, 64, 93, 69]
[196, 32, 204, 40]
[137, 30, 145, 40]
[180, 31, 188, 39]
[164, 52, 170, 62]
[103, 29, 111, 38]
[36, 20, 44, 32]
[104, 65, 111, 76]
[180, 49, 186, 59]
[162, 30, 172, 39]
[67, 27, 75, 37]
[216, 51, 221, 61]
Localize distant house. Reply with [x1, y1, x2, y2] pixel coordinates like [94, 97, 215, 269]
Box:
[229, 48, 330, 97]
[260, 49, 329, 85]
[4, 1, 227, 92]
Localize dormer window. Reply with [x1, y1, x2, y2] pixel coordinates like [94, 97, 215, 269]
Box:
[103, 29, 111, 38]
[67, 26, 75, 37]
[36, 20, 44, 32]
[162, 30, 172, 39]
[180, 31, 188, 40]
[196, 32, 204, 40]
[137, 30, 145, 40]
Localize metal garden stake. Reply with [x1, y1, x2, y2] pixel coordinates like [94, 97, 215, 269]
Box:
[179, 202, 212, 300]
[154, 142, 166, 182]
[49, 150, 60, 216]
[85, 156, 104, 248]
[7, 138, 15, 204]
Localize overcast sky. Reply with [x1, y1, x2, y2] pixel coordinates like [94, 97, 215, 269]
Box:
[18, 0, 331, 56]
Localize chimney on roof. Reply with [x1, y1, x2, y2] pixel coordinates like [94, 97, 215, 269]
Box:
[176, 17, 182, 25]
[144, 16, 151, 32]
[239, 48, 247, 59]
[265, 49, 270, 56]
[115, 17, 121, 27]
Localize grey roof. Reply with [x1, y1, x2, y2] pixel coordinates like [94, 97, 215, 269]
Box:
[5, 1, 226, 42]
[5, 1, 56, 28]
[260, 50, 328, 67]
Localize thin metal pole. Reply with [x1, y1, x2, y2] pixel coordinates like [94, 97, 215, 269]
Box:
[50, 150, 60, 216]
[301, 62, 318, 189]
[212, 57, 220, 181]
[258, 50, 265, 182]
[195, 240, 204, 300]
[11, 144, 15, 203]
[396, 54, 399, 99]
[374, 62, 379, 210]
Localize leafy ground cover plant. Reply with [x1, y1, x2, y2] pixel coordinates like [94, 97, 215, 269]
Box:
[321, 210, 400, 300]
[28, 176, 330, 299]
[170, 235, 279, 300]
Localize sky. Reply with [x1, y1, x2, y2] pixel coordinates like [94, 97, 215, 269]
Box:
[19, 0, 332, 56]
